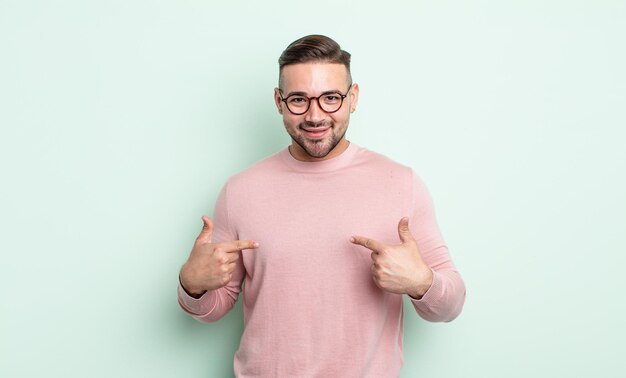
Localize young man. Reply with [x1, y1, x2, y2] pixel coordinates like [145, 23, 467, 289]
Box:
[178, 35, 466, 377]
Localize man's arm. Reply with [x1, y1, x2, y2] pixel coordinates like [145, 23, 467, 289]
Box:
[407, 253, 465, 322]
[177, 185, 259, 323]
[350, 172, 466, 322]
[406, 171, 465, 322]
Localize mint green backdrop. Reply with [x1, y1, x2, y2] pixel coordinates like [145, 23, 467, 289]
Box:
[2, 1, 625, 377]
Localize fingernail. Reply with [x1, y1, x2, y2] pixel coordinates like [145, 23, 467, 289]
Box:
[253, 242, 259, 247]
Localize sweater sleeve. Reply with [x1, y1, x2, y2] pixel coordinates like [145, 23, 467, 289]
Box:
[177, 182, 245, 323]
[408, 171, 466, 322]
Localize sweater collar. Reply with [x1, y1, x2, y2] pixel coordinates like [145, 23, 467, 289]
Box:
[279, 141, 359, 173]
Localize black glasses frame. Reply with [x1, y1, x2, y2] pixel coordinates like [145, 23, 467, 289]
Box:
[279, 85, 353, 115]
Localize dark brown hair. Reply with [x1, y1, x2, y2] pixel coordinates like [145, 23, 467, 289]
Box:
[278, 35, 352, 88]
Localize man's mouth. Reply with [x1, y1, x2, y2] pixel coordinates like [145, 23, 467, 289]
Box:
[301, 125, 331, 139]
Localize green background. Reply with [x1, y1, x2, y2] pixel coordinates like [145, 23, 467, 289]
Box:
[2, 1, 625, 377]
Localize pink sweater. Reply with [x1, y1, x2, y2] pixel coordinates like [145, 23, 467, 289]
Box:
[178, 143, 465, 377]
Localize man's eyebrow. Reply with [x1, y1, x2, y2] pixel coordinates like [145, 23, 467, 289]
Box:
[285, 89, 344, 97]
[285, 91, 307, 97]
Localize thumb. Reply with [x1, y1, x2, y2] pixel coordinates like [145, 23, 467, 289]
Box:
[397, 217, 415, 244]
[197, 215, 214, 242]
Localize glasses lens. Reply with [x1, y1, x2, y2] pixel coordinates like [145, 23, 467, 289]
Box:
[319, 93, 343, 113]
[286, 95, 309, 115]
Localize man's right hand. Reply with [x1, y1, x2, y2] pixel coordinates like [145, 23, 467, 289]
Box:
[179, 215, 259, 297]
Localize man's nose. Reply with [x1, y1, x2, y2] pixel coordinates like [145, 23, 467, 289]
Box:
[305, 98, 325, 122]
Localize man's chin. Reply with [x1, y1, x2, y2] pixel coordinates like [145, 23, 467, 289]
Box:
[291, 133, 343, 160]
[304, 146, 332, 159]
[295, 139, 330, 158]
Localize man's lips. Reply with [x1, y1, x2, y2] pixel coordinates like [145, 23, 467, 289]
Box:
[301, 125, 331, 139]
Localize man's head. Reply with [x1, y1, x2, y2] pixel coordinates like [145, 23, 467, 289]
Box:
[274, 35, 359, 162]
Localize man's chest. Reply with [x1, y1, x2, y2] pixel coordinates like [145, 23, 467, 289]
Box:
[231, 174, 411, 280]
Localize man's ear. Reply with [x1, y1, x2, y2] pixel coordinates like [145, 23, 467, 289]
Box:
[274, 88, 283, 115]
[349, 83, 360, 113]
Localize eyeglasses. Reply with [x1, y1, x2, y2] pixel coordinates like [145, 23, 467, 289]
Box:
[279, 85, 352, 115]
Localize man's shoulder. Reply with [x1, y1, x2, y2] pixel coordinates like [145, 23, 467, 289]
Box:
[353, 145, 414, 176]
[224, 149, 286, 186]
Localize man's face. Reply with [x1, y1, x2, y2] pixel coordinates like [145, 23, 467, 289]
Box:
[274, 63, 359, 162]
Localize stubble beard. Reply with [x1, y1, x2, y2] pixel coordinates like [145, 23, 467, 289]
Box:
[290, 120, 347, 159]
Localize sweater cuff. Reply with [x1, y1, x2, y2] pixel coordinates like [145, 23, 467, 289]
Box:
[409, 269, 443, 307]
[177, 283, 218, 316]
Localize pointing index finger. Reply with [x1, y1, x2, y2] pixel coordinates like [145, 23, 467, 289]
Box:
[350, 236, 385, 253]
[217, 240, 260, 253]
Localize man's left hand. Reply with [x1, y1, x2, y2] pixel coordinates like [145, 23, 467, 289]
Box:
[351, 217, 433, 299]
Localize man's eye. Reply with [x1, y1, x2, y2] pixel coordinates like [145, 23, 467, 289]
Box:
[289, 96, 307, 104]
[322, 94, 340, 103]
